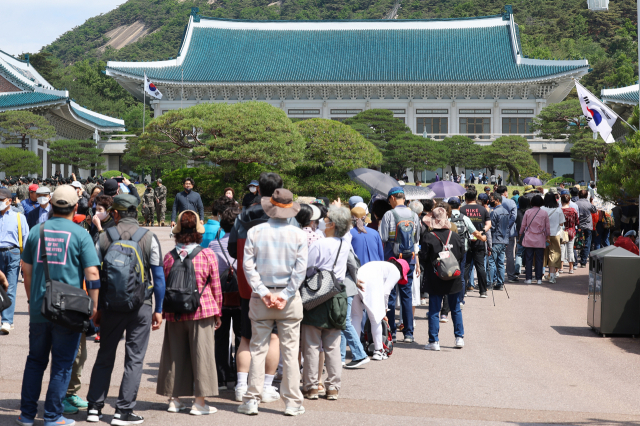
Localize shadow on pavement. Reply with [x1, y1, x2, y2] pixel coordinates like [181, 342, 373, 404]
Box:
[512, 421, 640, 426]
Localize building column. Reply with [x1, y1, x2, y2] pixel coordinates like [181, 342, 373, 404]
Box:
[493, 101, 501, 138]
[407, 100, 415, 134]
[538, 154, 548, 173]
[450, 101, 458, 135]
[322, 101, 328, 119]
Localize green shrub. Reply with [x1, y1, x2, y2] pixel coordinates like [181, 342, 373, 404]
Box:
[101, 170, 131, 179]
[546, 176, 576, 186]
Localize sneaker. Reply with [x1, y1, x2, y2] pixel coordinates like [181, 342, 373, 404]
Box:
[372, 350, 385, 361]
[235, 384, 247, 402]
[460, 302, 464, 310]
[302, 386, 318, 400]
[542, 274, 550, 281]
[524, 279, 532, 284]
[455, 337, 465, 348]
[62, 399, 79, 415]
[549, 276, 557, 284]
[403, 336, 414, 343]
[261, 385, 280, 403]
[111, 410, 143, 425]
[342, 361, 346, 367]
[44, 417, 75, 426]
[94, 333, 100, 343]
[65, 395, 88, 410]
[167, 398, 186, 413]
[536, 280, 543, 285]
[86, 408, 102, 423]
[439, 314, 448, 323]
[569, 270, 575, 274]
[420, 298, 427, 305]
[424, 342, 440, 351]
[391, 335, 397, 343]
[326, 386, 339, 400]
[237, 399, 259, 415]
[508, 278, 519, 283]
[189, 403, 217, 416]
[494, 285, 504, 291]
[16, 415, 34, 426]
[479, 293, 488, 298]
[344, 357, 370, 368]
[284, 406, 305, 416]
[0, 322, 11, 335]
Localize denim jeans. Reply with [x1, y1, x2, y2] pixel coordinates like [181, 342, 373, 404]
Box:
[341, 296, 367, 362]
[428, 292, 464, 343]
[20, 322, 81, 422]
[524, 247, 545, 280]
[579, 229, 593, 266]
[492, 243, 506, 287]
[387, 263, 415, 338]
[0, 247, 21, 325]
[593, 223, 610, 250]
[506, 236, 517, 280]
[458, 254, 467, 303]
[486, 250, 496, 285]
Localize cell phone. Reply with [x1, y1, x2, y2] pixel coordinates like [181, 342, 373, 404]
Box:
[114, 177, 124, 183]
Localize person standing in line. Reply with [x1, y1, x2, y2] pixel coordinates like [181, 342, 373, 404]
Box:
[17, 185, 100, 426]
[154, 179, 168, 227]
[242, 180, 261, 209]
[575, 189, 597, 267]
[560, 194, 578, 274]
[86, 194, 165, 425]
[488, 193, 513, 291]
[379, 187, 420, 344]
[202, 196, 235, 249]
[520, 195, 550, 285]
[171, 177, 204, 227]
[459, 191, 490, 298]
[495, 186, 518, 283]
[237, 188, 308, 417]
[157, 211, 222, 416]
[541, 193, 565, 283]
[142, 184, 155, 226]
[0, 188, 29, 335]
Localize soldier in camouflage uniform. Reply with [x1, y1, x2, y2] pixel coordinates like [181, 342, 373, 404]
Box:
[8, 179, 17, 196]
[142, 184, 156, 226]
[85, 177, 96, 197]
[16, 178, 29, 201]
[154, 178, 167, 227]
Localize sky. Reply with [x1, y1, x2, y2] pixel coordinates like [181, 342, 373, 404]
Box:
[0, 0, 125, 56]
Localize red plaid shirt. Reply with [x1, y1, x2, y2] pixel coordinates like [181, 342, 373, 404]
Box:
[163, 248, 222, 322]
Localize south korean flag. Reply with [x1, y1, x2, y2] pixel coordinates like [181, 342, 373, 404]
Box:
[144, 73, 163, 100]
[576, 80, 617, 143]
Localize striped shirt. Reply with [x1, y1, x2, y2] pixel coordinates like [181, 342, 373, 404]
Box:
[162, 248, 222, 321]
[243, 218, 308, 301]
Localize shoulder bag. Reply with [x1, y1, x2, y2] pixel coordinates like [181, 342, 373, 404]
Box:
[40, 224, 93, 333]
[300, 239, 344, 310]
[216, 229, 238, 294]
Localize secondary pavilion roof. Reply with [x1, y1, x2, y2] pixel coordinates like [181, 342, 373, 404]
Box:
[106, 10, 589, 86]
[601, 84, 639, 106]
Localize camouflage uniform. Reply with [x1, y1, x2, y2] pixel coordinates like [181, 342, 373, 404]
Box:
[16, 183, 29, 201]
[86, 181, 96, 197]
[142, 187, 155, 225]
[154, 184, 167, 226]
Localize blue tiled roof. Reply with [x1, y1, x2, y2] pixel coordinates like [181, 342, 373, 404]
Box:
[107, 22, 587, 83]
[70, 103, 124, 128]
[0, 92, 65, 109]
[601, 86, 638, 104]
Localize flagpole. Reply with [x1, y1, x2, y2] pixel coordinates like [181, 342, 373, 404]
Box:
[143, 72, 146, 134]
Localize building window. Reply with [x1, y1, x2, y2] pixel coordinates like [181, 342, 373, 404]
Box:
[459, 109, 491, 114]
[331, 117, 347, 122]
[37, 140, 44, 147]
[502, 117, 533, 138]
[416, 109, 448, 114]
[330, 109, 362, 114]
[417, 117, 448, 139]
[288, 109, 320, 115]
[501, 109, 534, 114]
[460, 117, 490, 139]
[395, 117, 405, 124]
[388, 109, 406, 114]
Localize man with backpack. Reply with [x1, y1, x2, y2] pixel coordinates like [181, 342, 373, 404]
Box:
[459, 190, 491, 298]
[379, 187, 420, 344]
[86, 194, 165, 425]
[17, 185, 100, 426]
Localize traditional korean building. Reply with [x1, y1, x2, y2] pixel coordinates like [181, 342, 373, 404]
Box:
[601, 84, 638, 120]
[0, 49, 125, 178]
[106, 6, 591, 180]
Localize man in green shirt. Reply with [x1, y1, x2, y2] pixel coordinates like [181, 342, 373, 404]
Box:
[18, 185, 100, 426]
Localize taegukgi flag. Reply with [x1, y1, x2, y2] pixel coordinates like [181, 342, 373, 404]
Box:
[144, 73, 163, 100]
[575, 80, 617, 143]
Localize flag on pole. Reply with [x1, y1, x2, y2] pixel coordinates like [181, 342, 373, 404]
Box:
[144, 73, 163, 100]
[575, 80, 617, 143]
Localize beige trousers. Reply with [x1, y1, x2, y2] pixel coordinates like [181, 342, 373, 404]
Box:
[67, 333, 87, 396]
[301, 325, 342, 391]
[245, 292, 303, 408]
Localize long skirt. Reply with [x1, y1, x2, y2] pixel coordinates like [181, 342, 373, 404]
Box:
[544, 236, 562, 269]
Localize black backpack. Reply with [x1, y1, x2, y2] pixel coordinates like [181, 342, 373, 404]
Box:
[215, 230, 239, 293]
[163, 246, 205, 314]
[39, 225, 93, 333]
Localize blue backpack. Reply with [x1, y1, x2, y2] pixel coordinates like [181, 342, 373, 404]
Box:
[391, 209, 417, 259]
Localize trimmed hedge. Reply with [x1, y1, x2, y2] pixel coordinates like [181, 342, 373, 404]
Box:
[101, 170, 131, 179]
[546, 176, 576, 186]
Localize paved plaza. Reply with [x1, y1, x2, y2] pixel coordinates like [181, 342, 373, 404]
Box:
[2, 229, 640, 425]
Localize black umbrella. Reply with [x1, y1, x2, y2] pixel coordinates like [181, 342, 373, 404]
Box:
[347, 168, 399, 197]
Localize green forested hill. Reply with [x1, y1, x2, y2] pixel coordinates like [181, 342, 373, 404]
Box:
[25, 0, 639, 129]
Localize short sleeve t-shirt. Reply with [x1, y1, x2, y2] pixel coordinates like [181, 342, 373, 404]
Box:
[21, 217, 100, 323]
[459, 204, 490, 233]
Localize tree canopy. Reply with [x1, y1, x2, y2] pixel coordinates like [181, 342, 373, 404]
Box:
[48, 140, 104, 174]
[531, 99, 589, 141]
[344, 109, 412, 164]
[485, 136, 544, 185]
[123, 137, 188, 181]
[569, 136, 609, 182]
[441, 135, 483, 171]
[0, 147, 41, 176]
[598, 129, 640, 201]
[0, 110, 56, 151]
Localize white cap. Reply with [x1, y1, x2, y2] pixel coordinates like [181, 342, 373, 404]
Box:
[70, 181, 82, 189]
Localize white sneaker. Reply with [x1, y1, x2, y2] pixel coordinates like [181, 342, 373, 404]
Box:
[190, 403, 217, 416]
[167, 398, 186, 413]
[460, 302, 464, 310]
[524, 279, 532, 284]
[455, 337, 465, 348]
[284, 406, 305, 416]
[549, 276, 557, 284]
[261, 385, 280, 403]
[235, 385, 248, 402]
[536, 280, 543, 285]
[0, 322, 10, 335]
[371, 350, 384, 361]
[237, 399, 258, 415]
[439, 314, 448, 323]
[424, 342, 440, 351]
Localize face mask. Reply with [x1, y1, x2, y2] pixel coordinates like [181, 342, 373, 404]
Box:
[317, 219, 326, 233]
[184, 188, 191, 193]
[1, 200, 9, 211]
[96, 211, 108, 221]
[249, 187, 257, 193]
[37, 197, 49, 205]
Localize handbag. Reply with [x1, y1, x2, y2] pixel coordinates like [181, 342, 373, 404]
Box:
[299, 239, 344, 310]
[39, 224, 93, 333]
[518, 208, 541, 244]
[216, 229, 238, 294]
[0, 285, 12, 312]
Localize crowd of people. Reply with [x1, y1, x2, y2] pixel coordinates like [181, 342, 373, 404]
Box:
[1, 169, 639, 426]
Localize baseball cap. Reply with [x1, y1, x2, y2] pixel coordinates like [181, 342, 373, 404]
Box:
[389, 257, 410, 285]
[248, 180, 259, 187]
[28, 184, 39, 192]
[484, 186, 491, 192]
[348, 195, 364, 209]
[548, 187, 558, 195]
[103, 179, 119, 196]
[51, 185, 79, 207]
[388, 186, 404, 198]
[0, 188, 11, 200]
[108, 194, 139, 212]
[157, 178, 162, 183]
[478, 193, 489, 201]
[523, 185, 536, 194]
[560, 190, 570, 195]
[447, 197, 461, 207]
[36, 187, 51, 195]
[70, 181, 83, 189]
